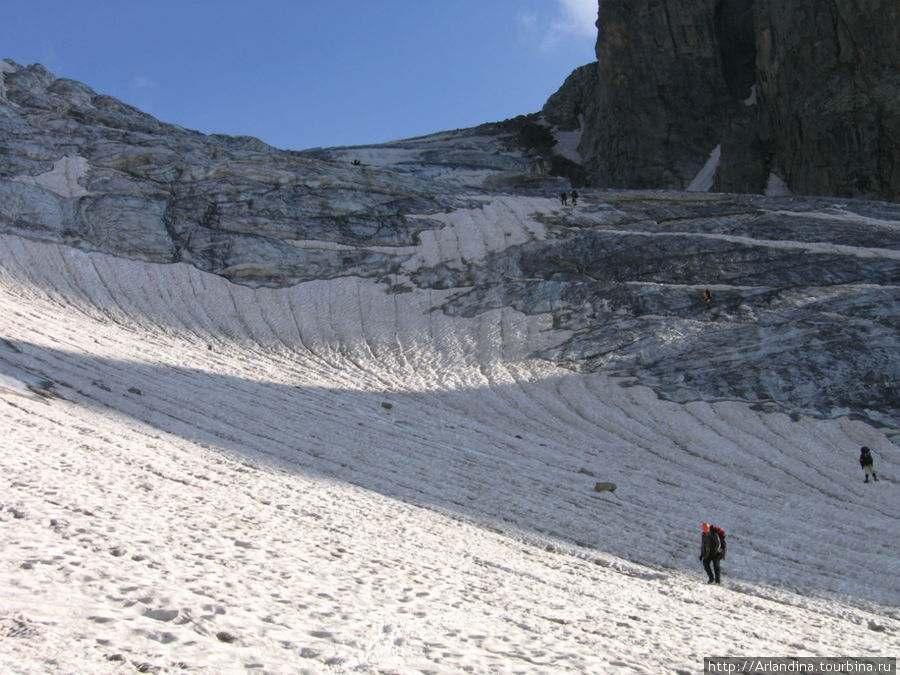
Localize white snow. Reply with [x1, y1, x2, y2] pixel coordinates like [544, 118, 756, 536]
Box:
[0, 358, 53, 402]
[766, 172, 793, 197]
[553, 115, 585, 164]
[743, 84, 758, 107]
[13, 155, 92, 198]
[0, 191, 897, 673]
[687, 144, 721, 192]
[406, 196, 549, 269]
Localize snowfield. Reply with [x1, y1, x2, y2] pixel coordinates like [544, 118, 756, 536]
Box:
[0, 191, 898, 673]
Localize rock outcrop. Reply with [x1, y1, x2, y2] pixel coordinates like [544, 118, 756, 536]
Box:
[0, 60, 557, 287]
[542, 0, 900, 202]
[1, 59, 898, 430]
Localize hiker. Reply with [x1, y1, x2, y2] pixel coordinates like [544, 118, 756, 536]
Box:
[859, 446, 878, 482]
[700, 522, 725, 584]
[570, 190, 579, 206]
[701, 289, 712, 308]
[560, 191, 568, 206]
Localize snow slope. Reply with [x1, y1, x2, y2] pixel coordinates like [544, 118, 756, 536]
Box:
[0, 191, 898, 673]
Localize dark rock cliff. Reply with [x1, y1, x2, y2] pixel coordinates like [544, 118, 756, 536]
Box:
[543, 0, 900, 201]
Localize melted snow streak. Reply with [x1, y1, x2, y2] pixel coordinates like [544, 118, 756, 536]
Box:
[0, 223, 898, 671]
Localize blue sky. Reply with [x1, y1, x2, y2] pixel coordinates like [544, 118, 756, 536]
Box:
[3, 1, 598, 150]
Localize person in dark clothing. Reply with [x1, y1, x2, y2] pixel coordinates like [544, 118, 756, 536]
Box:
[570, 190, 579, 206]
[859, 446, 878, 482]
[560, 191, 568, 206]
[700, 522, 724, 583]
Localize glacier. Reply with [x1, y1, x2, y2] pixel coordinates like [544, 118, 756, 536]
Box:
[0, 60, 897, 672]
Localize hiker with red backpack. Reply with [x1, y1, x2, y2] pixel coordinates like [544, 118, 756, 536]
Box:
[700, 522, 726, 584]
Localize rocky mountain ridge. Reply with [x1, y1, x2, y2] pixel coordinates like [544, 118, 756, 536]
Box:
[1, 59, 898, 431]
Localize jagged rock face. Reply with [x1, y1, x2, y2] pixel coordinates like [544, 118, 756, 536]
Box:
[550, 0, 736, 190]
[754, 0, 900, 199]
[436, 191, 900, 429]
[1, 60, 898, 429]
[0, 60, 553, 286]
[543, 0, 900, 201]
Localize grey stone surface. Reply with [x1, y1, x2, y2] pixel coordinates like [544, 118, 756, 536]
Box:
[1, 60, 897, 430]
[0, 60, 524, 284]
[542, 0, 900, 201]
[434, 191, 900, 428]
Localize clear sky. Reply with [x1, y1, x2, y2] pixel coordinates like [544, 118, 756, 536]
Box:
[2, 0, 598, 151]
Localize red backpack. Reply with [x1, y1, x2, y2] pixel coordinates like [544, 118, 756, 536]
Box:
[711, 525, 727, 559]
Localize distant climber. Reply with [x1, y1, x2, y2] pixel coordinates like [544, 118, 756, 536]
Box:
[859, 446, 878, 482]
[560, 191, 568, 206]
[570, 190, 579, 206]
[699, 522, 726, 583]
[701, 289, 712, 308]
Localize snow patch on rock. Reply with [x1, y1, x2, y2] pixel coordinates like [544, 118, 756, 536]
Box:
[13, 155, 91, 198]
[687, 144, 721, 192]
[766, 172, 793, 196]
[552, 114, 585, 163]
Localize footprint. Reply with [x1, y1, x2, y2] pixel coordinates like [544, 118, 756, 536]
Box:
[143, 608, 180, 622]
[135, 628, 177, 644]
